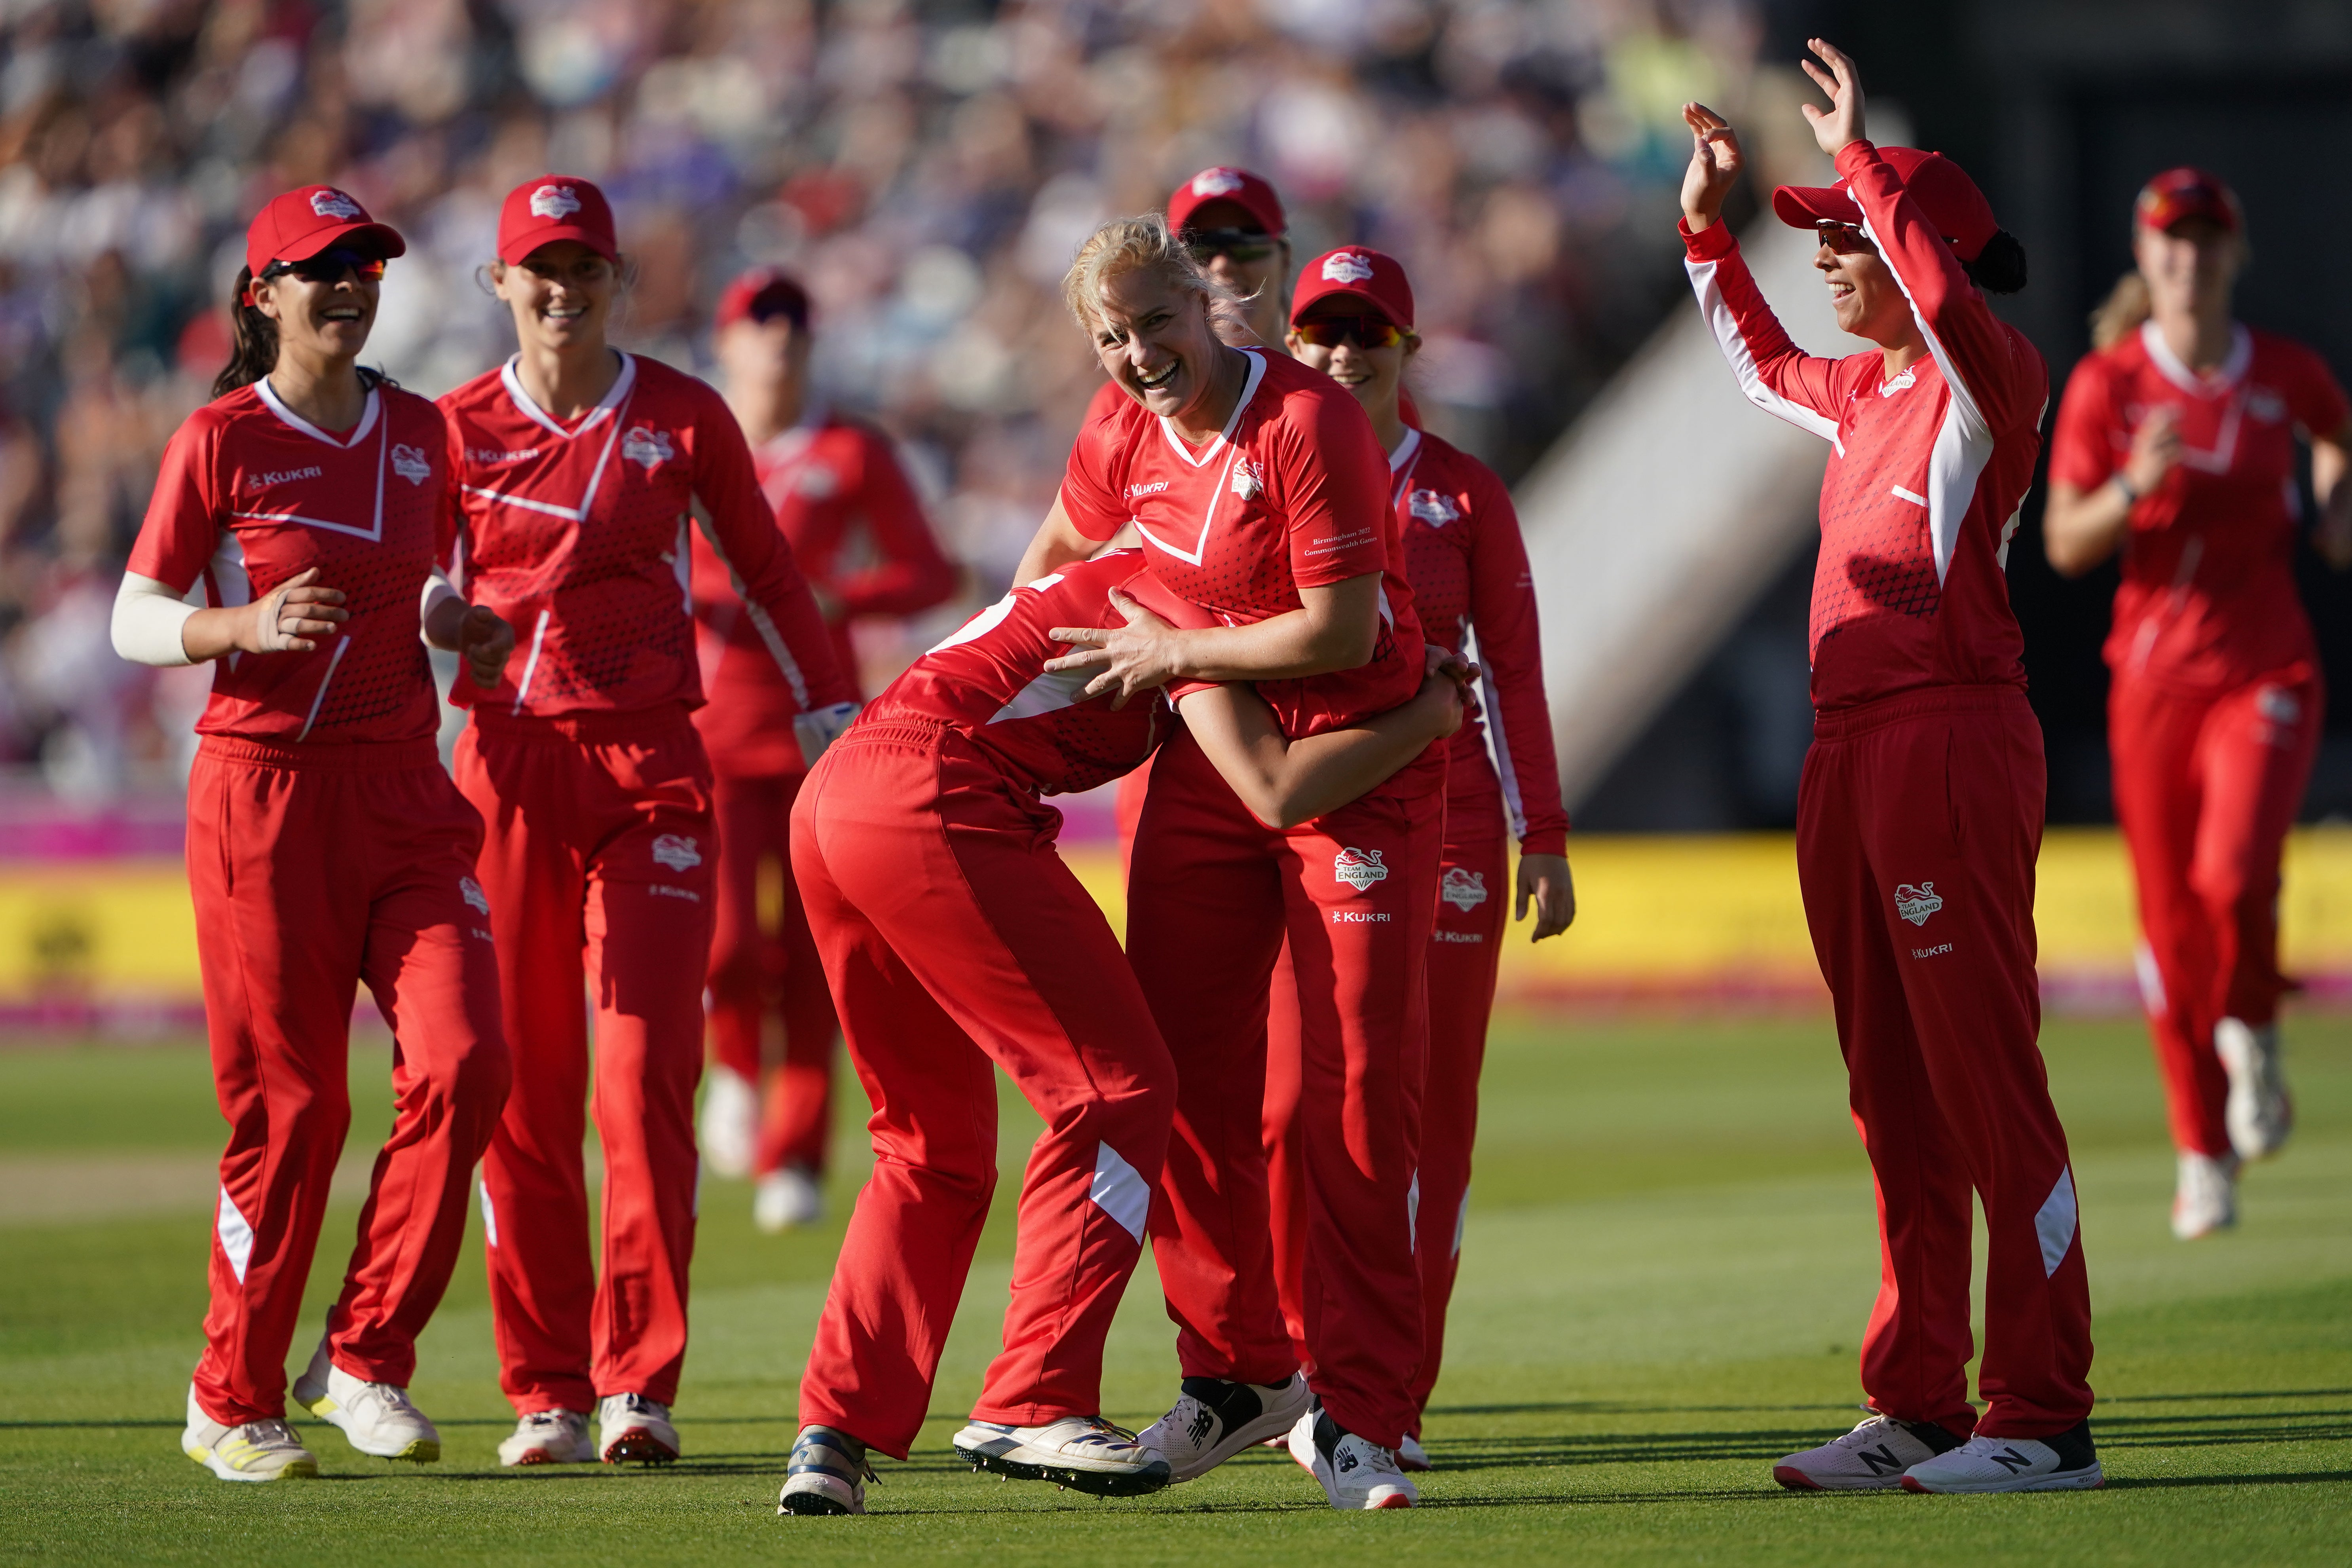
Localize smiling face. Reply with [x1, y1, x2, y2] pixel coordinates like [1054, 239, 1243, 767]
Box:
[1286, 303, 1414, 424]
[2135, 216, 2241, 323]
[252, 262, 379, 366]
[1090, 265, 1230, 423]
[494, 240, 616, 355]
[1815, 231, 1911, 347]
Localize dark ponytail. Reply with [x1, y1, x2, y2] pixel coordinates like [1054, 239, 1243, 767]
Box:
[1963, 230, 2028, 295]
[214, 267, 279, 397]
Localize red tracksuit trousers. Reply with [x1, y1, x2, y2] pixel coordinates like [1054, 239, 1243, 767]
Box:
[1127, 728, 1444, 1451]
[1798, 686, 2094, 1440]
[790, 723, 1176, 1458]
[706, 769, 840, 1176]
[189, 738, 509, 1426]
[1265, 774, 1506, 1433]
[456, 707, 715, 1414]
[2109, 670, 2321, 1158]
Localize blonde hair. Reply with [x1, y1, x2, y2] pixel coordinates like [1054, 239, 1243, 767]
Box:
[1062, 213, 1247, 336]
[2089, 270, 2151, 351]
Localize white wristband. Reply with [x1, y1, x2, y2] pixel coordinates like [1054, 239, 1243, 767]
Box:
[111, 572, 199, 667]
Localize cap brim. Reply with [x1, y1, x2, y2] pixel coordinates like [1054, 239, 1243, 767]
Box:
[2139, 197, 2237, 234]
[1771, 184, 1862, 230]
[279, 220, 408, 263]
[1290, 287, 1403, 329]
[501, 223, 619, 265]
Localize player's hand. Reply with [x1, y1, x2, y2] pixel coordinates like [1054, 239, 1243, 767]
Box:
[1679, 103, 1745, 230]
[454, 604, 514, 689]
[246, 567, 347, 653]
[1798, 38, 1866, 158]
[1516, 852, 1576, 941]
[1045, 589, 1186, 708]
[1423, 644, 1483, 725]
[2122, 405, 2183, 501]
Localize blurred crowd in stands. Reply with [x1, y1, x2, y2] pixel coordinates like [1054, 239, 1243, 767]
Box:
[0, 0, 1764, 800]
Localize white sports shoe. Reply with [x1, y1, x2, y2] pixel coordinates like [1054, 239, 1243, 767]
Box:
[599, 1392, 680, 1464]
[953, 1414, 1171, 1496]
[780, 1425, 872, 1515]
[754, 1166, 825, 1233]
[1397, 1433, 1431, 1472]
[1772, 1414, 1959, 1490]
[2215, 1018, 2293, 1161]
[498, 1408, 594, 1467]
[1287, 1407, 1416, 1509]
[1138, 1372, 1314, 1482]
[2172, 1150, 2239, 1241]
[699, 1064, 759, 1179]
[1900, 1422, 2103, 1492]
[182, 1385, 318, 1482]
[292, 1339, 439, 1462]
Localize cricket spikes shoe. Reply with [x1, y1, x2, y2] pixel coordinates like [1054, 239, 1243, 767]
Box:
[1901, 1421, 2103, 1492]
[291, 1340, 440, 1461]
[779, 1426, 872, 1515]
[2215, 1018, 2293, 1161]
[697, 1063, 758, 1179]
[182, 1385, 318, 1483]
[955, 1414, 1171, 1496]
[1287, 1407, 1417, 1509]
[599, 1393, 680, 1464]
[1397, 1433, 1432, 1472]
[2172, 1150, 2240, 1241]
[1772, 1414, 1963, 1490]
[497, 1409, 594, 1467]
[1138, 1372, 1314, 1482]
[753, 1165, 825, 1233]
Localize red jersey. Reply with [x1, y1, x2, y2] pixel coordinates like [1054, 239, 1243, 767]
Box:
[438, 353, 850, 719]
[1684, 142, 2048, 711]
[1059, 350, 1424, 736]
[2049, 322, 2349, 691]
[128, 378, 447, 748]
[1390, 427, 1570, 856]
[692, 411, 954, 775]
[865, 550, 1201, 797]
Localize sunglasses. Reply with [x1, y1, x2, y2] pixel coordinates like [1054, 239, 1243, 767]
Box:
[1813, 220, 1876, 256]
[1293, 315, 1405, 350]
[261, 247, 387, 284]
[1185, 227, 1278, 264]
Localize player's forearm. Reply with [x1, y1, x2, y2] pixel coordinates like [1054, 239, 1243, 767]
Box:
[1161, 574, 1382, 683]
[2312, 436, 2352, 568]
[421, 591, 469, 653]
[2043, 480, 2131, 577]
[1183, 682, 1447, 830]
[1016, 500, 1094, 585]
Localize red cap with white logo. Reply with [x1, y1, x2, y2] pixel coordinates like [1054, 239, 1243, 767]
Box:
[244, 186, 406, 278]
[1771, 146, 1999, 263]
[1167, 166, 1287, 239]
[1289, 246, 1415, 331]
[2135, 167, 2241, 235]
[498, 175, 618, 265]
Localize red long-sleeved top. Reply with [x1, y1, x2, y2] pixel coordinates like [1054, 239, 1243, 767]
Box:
[1684, 141, 2046, 711]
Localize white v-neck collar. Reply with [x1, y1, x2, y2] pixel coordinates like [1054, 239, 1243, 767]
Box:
[1157, 349, 1268, 468]
[2142, 319, 2251, 397]
[256, 378, 381, 448]
[1388, 426, 1423, 473]
[501, 351, 637, 441]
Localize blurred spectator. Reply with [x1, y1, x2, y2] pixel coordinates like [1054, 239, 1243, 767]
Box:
[0, 0, 1760, 797]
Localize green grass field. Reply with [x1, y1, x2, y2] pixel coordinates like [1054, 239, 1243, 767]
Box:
[3, 1012, 2349, 1564]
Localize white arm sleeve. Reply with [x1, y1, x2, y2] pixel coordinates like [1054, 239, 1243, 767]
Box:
[111, 572, 199, 667]
[420, 565, 462, 633]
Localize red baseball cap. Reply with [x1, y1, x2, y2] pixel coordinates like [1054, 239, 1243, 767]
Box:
[1168, 166, 1286, 239]
[1772, 146, 1999, 263]
[715, 267, 811, 332]
[1290, 246, 1415, 331]
[2136, 167, 2241, 235]
[244, 186, 405, 278]
[498, 175, 618, 265]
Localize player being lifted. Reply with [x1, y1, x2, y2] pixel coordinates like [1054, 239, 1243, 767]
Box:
[776, 552, 1473, 1515]
[1680, 43, 2100, 1492]
[2044, 169, 2352, 1238]
[114, 187, 513, 1482]
[439, 176, 853, 1469]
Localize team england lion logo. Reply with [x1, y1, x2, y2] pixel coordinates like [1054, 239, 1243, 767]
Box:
[1893, 882, 1944, 926]
[1190, 168, 1245, 198]
[652, 834, 702, 872]
[1334, 847, 1389, 892]
[309, 188, 363, 220]
[530, 183, 582, 220]
[391, 443, 431, 485]
[1409, 489, 1460, 527]
[1320, 251, 1376, 285]
[1440, 866, 1488, 912]
[459, 877, 490, 915]
[1230, 459, 1264, 501]
[623, 426, 674, 471]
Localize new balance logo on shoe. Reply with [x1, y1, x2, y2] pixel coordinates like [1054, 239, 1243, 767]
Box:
[1186, 1408, 1213, 1447]
[1857, 1443, 1906, 1475]
[1988, 1446, 2034, 1474]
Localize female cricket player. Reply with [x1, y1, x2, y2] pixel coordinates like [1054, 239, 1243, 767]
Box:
[1019, 214, 1440, 1510]
[1274, 245, 1575, 1469]
[777, 549, 1472, 1515]
[1680, 41, 2100, 1493]
[439, 176, 854, 1468]
[692, 266, 952, 1232]
[113, 186, 514, 1482]
[2045, 169, 2352, 1238]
